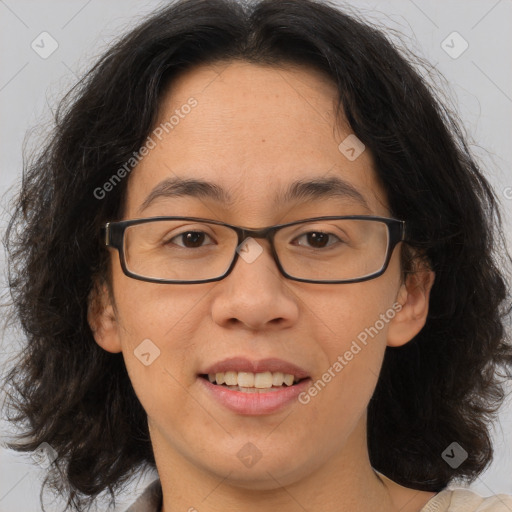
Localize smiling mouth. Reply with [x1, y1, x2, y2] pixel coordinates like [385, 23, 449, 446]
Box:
[199, 371, 308, 393]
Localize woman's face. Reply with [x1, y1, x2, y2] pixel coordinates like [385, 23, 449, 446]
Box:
[91, 61, 432, 490]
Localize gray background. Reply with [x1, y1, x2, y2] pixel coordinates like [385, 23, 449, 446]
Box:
[1, 0, 511, 510]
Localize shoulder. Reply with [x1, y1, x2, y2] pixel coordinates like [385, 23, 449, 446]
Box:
[124, 478, 162, 512]
[421, 488, 512, 512]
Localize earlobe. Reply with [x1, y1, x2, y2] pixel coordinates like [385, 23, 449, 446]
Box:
[87, 281, 122, 353]
[387, 269, 435, 348]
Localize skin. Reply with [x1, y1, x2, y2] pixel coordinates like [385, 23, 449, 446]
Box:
[90, 60, 436, 512]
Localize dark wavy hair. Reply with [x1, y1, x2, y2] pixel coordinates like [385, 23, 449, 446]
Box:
[2, 0, 511, 510]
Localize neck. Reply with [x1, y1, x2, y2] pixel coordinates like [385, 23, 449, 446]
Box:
[152, 414, 397, 512]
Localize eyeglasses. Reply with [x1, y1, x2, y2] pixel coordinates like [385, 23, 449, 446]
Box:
[102, 215, 405, 284]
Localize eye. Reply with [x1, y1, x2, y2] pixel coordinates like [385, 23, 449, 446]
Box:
[293, 231, 342, 249]
[167, 231, 214, 248]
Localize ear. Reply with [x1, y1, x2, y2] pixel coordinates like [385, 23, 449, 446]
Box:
[386, 267, 435, 348]
[87, 280, 122, 353]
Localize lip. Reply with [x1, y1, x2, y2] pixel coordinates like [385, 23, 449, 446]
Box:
[200, 357, 310, 380]
[199, 376, 312, 415]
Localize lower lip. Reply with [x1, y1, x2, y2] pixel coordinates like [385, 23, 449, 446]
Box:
[199, 377, 312, 415]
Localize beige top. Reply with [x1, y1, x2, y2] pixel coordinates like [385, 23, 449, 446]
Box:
[125, 479, 512, 511]
[420, 487, 512, 511]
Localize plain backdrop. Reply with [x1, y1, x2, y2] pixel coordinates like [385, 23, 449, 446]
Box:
[1, 1, 511, 511]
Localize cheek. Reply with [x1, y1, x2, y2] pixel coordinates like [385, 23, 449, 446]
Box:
[312, 271, 400, 356]
[302, 266, 402, 411]
[111, 252, 209, 341]
[110, 265, 209, 404]
[114, 291, 204, 437]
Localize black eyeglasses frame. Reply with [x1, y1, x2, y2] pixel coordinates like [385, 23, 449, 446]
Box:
[102, 215, 405, 284]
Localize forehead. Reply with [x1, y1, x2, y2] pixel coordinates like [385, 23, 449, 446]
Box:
[124, 60, 389, 220]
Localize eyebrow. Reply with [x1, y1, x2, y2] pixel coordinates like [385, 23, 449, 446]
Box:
[138, 174, 370, 213]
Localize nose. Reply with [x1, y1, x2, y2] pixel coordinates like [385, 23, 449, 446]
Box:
[210, 237, 300, 330]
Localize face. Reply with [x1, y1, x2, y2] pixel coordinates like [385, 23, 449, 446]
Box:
[91, 60, 433, 490]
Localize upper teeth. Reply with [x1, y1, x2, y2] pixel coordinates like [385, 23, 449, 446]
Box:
[208, 371, 297, 388]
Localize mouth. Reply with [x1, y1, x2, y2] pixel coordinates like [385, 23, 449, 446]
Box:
[199, 371, 307, 393]
[197, 357, 311, 414]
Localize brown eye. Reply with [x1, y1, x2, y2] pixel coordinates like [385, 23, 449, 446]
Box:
[168, 231, 213, 248]
[293, 231, 341, 249]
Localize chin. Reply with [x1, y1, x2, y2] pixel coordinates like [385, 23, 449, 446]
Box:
[195, 448, 318, 490]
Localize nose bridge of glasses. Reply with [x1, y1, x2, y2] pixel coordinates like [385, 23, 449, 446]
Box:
[228, 226, 281, 275]
[236, 225, 278, 255]
[238, 225, 274, 241]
